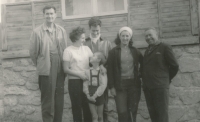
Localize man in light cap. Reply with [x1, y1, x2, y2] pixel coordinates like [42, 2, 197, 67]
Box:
[142, 27, 179, 122]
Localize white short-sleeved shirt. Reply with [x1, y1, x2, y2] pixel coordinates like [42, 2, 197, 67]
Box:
[63, 45, 93, 79]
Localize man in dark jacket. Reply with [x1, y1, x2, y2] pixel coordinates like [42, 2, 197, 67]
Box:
[142, 27, 179, 122]
[84, 17, 113, 122]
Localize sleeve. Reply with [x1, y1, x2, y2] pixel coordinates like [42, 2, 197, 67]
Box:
[103, 41, 113, 67]
[107, 50, 115, 89]
[108, 41, 114, 53]
[29, 31, 40, 66]
[94, 72, 107, 97]
[63, 48, 71, 62]
[61, 29, 68, 51]
[164, 44, 179, 82]
[138, 49, 143, 78]
[86, 46, 93, 57]
[83, 70, 90, 95]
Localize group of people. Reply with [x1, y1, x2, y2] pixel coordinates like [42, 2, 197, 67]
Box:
[29, 5, 179, 122]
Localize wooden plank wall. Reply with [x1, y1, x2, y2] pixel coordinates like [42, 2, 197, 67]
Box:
[33, 1, 127, 46]
[0, 23, 2, 50]
[129, 0, 193, 39]
[1, 0, 199, 58]
[129, 0, 159, 42]
[6, 3, 32, 51]
[161, 0, 192, 38]
[129, 0, 199, 47]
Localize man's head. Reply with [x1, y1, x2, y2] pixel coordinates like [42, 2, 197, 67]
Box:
[43, 6, 57, 24]
[145, 27, 160, 45]
[88, 17, 101, 38]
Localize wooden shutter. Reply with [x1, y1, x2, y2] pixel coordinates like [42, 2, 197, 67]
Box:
[1, 0, 61, 59]
[1, 2, 33, 58]
[129, 0, 199, 48]
[129, 0, 159, 47]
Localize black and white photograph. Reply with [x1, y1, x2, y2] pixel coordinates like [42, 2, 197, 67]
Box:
[0, 0, 200, 122]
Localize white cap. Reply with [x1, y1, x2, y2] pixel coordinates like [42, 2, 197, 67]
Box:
[119, 26, 133, 37]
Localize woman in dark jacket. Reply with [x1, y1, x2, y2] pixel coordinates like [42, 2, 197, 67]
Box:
[107, 27, 143, 122]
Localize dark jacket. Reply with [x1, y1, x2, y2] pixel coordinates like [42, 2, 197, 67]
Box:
[107, 45, 143, 90]
[84, 37, 113, 67]
[84, 37, 113, 59]
[142, 42, 179, 89]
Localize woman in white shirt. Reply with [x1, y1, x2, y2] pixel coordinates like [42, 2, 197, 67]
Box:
[63, 27, 93, 122]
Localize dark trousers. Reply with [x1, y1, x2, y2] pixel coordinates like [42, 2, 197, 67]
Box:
[103, 88, 108, 122]
[115, 79, 141, 122]
[68, 79, 92, 122]
[38, 54, 65, 122]
[143, 88, 169, 122]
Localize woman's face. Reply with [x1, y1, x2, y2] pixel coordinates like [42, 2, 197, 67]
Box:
[120, 31, 131, 46]
[76, 33, 85, 45]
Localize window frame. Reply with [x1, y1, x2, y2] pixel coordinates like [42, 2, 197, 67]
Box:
[61, 0, 128, 20]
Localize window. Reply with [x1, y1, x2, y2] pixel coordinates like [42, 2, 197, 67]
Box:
[61, 0, 128, 19]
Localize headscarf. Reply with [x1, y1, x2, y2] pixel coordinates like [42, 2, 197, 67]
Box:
[119, 27, 133, 37]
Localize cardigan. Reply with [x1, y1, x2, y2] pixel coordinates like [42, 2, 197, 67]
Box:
[107, 45, 143, 90]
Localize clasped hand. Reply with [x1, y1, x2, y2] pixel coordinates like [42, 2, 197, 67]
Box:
[87, 95, 96, 102]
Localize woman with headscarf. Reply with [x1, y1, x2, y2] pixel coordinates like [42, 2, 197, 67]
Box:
[107, 27, 143, 122]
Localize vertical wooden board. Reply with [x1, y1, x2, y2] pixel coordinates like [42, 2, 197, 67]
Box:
[128, 0, 131, 26]
[5, 2, 33, 52]
[198, 0, 200, 37]
[1, 5, 7, 51]
[129, 0, 159, 46]
[0, 23, 1, 51]
[158, 0, 163, 38]
[190, 0, 199, 35]
[32, 2, 35, 30]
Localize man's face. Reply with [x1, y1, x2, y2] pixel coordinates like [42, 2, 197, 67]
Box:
[43, 8, 56, 23]
[90, 25, 101, 38]
[145, 29, 158, 45]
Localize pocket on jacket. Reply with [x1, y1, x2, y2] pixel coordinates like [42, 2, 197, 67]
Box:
[37, 57, 49, 74]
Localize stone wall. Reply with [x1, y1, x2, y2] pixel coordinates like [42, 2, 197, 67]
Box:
[1, 44, 200, 122]
[2, 58, 42, 122]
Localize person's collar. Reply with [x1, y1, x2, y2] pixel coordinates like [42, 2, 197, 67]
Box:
[99, 37, 103, 41]
[86, 36, 103, 42]
[116, 44, 133, 49]
[155, 41, 161, 45]
[148, 41, 161, 49]
[120, 44, 129, 49]
[90, 34, 101, 44]
[43, 23, 56, 33]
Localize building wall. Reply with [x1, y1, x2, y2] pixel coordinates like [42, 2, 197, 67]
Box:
[1, 0, 200, 122]
[2, 44, 200, 122]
